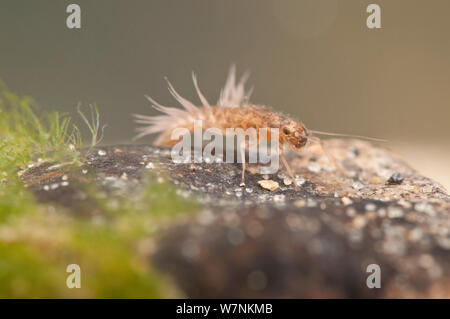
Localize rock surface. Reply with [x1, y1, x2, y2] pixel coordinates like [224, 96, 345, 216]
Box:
[20, 140, 450, 298]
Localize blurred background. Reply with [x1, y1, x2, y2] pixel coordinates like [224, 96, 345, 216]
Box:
[0, 0, 449, 189]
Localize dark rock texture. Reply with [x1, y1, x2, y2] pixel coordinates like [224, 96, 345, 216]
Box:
[20, 140, 450, 298]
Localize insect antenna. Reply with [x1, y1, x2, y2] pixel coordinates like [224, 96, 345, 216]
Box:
[308, 130, 387, 142]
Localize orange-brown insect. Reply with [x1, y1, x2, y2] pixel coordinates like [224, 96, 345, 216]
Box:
[134, 67, 380, 190]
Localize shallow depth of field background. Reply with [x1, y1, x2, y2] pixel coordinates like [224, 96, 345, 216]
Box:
[0, 0, 449, 189]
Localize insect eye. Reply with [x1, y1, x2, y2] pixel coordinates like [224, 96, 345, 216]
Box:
[283, 127, 291, 135]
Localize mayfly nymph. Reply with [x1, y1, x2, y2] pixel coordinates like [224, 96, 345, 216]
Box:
[134, 67, 379, 191]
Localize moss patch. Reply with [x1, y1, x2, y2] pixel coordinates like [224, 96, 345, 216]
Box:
[0, 82, 196, 298]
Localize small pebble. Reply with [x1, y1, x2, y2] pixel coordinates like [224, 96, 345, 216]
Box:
[258, 180, 279, 192]
[352, 182, 364, 191]
[283, 177, 292, 186]
[387, 172, 404, 185]
[98, 150, 106, 156]
[341, 197, 353, 206]
[295, 176, 306, 186]
[145, 162, 155, 169]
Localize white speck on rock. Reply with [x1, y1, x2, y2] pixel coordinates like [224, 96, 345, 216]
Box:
[352, 182, 364, 191]
[421, 185, 433, 194]
[273, 194, 285, 203]
[387, 206, 404, 219]
[295, 176, 306, 186]
[341, 197, 353, 206]
[308, 162, 321, 173]
[365, 203, 377, 211]
[414, 202, 436, 216]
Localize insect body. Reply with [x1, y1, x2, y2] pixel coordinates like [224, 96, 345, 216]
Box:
[134, 67, 342, 191]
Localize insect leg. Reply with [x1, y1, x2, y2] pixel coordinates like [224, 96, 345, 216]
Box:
[280, 151, 299, 191]
[308, 136, 345, 177]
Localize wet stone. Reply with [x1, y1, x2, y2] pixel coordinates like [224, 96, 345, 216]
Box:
[18, 140, 450, 298]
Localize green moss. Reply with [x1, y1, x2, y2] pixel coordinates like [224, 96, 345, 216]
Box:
[65, 224, 167, 298]
[0, 242, 68, 298]
[0, 81, 82, 168]
[0, 82, 196, 298]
